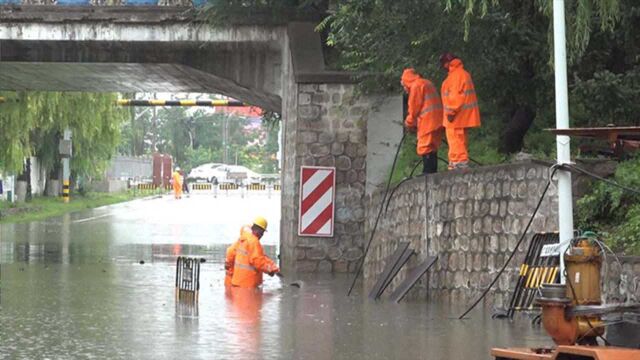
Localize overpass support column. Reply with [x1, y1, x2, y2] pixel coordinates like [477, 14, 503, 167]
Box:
[280, 81, 401, 273]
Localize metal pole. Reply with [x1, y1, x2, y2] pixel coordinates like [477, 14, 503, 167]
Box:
[553, 0, 573, 283]
[62, 128, 72, 203]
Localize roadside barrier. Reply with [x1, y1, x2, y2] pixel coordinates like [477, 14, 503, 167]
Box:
[191, 183, 213, 191]
[273, 184, 281, 191]
[137, 183, 155, 190]
[175, 256, 201, 303]
[246, 184, 266, 191]
[219, 183, 239, 191]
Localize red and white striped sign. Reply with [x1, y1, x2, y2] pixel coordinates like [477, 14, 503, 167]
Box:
[298, 166, 336, 237]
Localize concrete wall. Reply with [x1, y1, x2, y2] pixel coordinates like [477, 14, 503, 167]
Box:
[88, 179, 128, 193]
[364, 161, 560, 307]
[107, 155, 153, 180]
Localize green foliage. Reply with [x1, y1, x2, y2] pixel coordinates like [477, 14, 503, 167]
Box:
[576, 156, 640, 254]
[119, 103, 280, 173]
[0, 92, 126, 179]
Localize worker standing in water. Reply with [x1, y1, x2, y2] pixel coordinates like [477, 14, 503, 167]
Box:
[229, 217, 279, 288]
[440, 53, 481, 170]
[172, 167, 183, 199]
[401, 68, 444, 174]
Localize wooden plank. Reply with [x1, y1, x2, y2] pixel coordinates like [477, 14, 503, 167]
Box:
[367, 242, 410, 300]
[389, 256, 438, 303]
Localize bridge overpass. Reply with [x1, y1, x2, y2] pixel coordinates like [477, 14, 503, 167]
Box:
[0, 4, 403, 273]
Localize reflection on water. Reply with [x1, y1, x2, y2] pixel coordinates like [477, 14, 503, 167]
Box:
[0, 198, 551, 359]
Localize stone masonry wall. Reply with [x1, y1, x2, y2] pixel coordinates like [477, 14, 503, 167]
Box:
[604, 256, 640, 303]
[365, 161, 560, 307]
[281, 82, 370, 273]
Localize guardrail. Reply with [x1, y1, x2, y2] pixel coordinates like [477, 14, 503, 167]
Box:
[188, 182, 281, 198]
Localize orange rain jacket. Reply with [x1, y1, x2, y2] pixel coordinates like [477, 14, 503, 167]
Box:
[401, 68, 444, 155]
[230, 226, 279, 288]
[172, 171, 183, 193]
[224, 239, 239, 287]
[441, 59, 481, 129]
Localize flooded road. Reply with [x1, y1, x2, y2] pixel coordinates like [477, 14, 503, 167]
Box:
[0, 194, 550, 359]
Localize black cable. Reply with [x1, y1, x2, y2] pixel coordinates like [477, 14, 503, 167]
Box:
[561, 163, 640, 196]
[347, 132, 407, 296]
[384, 160, 421, 213]
[458, 166, 559, 319]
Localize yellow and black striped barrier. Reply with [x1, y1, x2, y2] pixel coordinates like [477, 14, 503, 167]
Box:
[273, 184, 281, 191]
[192, 183, 213, 191]
[62, 180, 70, 203]
[246, 184, 266, 191]
[117, 99, 247, 107]
[219, 183, 239, 191]
[137, 183, 156, 190]
[501, 232, 561, 318]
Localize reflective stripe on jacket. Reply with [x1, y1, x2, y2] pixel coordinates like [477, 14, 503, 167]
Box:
[441, 59, 481, 129]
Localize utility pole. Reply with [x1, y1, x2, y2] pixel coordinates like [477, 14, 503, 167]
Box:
[553, 0, 574, 281]
[60, 128, 73, 203]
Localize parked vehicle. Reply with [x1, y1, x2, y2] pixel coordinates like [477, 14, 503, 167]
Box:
[187, 163, 223, 183]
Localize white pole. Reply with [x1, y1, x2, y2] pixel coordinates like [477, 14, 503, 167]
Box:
[553, 0, 573, 283]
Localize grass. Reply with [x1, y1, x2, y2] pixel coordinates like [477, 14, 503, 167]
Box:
[0, 189, 163, 224]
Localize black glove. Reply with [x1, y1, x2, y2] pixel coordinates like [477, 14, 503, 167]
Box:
[447, 114, 455, 123]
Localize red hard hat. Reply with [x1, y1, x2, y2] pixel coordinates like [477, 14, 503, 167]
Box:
[439, 52, 458, 66]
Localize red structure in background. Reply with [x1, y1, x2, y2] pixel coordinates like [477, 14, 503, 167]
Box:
[152, 153, 173, 188]
[213, 106, 263, 118]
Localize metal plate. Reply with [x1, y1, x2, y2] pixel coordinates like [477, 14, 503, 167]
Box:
[368, 242, 410, 300]
[389, 256, 438, 303]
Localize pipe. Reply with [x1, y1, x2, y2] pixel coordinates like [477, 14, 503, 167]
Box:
[553, 0, 574, 284]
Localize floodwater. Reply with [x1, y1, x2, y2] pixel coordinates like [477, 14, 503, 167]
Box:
[0, 194, 551, 359]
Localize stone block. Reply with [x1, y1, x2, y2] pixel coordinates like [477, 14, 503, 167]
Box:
[298, 105, 321, 122]
[312, 93, 330, 104]
[334, 260, 349, 272]
[332, 93, 342, 104]
[297, 260, 318, 272]
[318, 260, 333, 273]
[306, 246, 327, 260]
[300, 131, 318, 144]
[331, 142, 344, 155]
[317, 156, 336, 167]
[299, 92, 312, 105]
[318, 132, 335, 144]
[296, 248, 306, 260]
[344, 247, 363, 261]
[310, 143, 330, 157]
[336, 156, 352, 171]
[349, 131, 365, 143]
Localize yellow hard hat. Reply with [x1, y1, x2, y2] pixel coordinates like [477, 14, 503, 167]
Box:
[253, 216, 268, 231]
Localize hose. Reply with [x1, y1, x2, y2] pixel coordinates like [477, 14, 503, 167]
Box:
[347, 132, 407, 296]
[458, 165, 559, 319]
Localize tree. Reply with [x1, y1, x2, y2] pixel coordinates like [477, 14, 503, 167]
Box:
[0, 91, 127, 180]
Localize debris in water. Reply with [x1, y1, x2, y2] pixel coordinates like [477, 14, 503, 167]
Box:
[139, 260, 145, 265]
[200, 258, 206, 263]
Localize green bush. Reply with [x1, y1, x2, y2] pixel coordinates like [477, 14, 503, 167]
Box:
[576, 156, 640, 254]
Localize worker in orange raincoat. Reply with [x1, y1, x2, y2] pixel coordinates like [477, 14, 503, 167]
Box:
[440, 53, 481, 170]
[230, 216, 279, 288]
[172, 167, 183, 199]
[401, 68, 444, 174]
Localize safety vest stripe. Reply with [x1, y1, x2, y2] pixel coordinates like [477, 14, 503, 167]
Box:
[234, 262, 256, 271]
[461, 102, 478, 110]
[236, 248, 248, 255]
[419, 103, 443, 116]
[423, 93, 439, 101]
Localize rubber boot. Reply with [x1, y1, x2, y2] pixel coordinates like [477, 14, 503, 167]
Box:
[422, 152, 438, 174]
